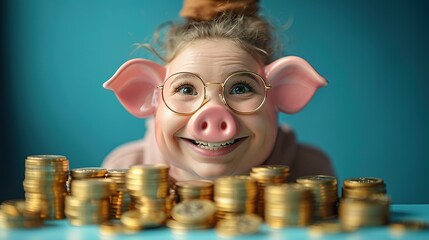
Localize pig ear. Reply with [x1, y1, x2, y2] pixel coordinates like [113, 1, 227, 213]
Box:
[103, 59, 165, 118]
[265, 56, 328, 114]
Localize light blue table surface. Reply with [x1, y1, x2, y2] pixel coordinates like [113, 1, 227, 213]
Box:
[1, 204, 428, 240]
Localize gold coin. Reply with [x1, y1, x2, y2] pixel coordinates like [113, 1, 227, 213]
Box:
[343, 177, 384, 188]
[70, 179, 112, 199]
[166, 219, 213, 231]
[390, 220, 429, 232]
[1, 200, 26, 216]
[127, 164, 169, 175]
[171, 199, 215, 224]
[176, 180, 214, 189]
[107, 169, 128, 177]
[71, 167, 107, 179]
[297, 175, 337, 185]
[26, 155, 67, 162]
[99, 221, 139, 235]
[309, 222, 347, 235]
[120, 210, 166, 230]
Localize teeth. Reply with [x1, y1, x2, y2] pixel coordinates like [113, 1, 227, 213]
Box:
[193, 139, 236, 150]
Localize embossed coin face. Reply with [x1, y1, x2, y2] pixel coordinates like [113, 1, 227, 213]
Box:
[344, 177, 384, 188]
[171, 200, 216, 224]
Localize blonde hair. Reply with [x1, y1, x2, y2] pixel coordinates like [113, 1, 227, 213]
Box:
[145, 12, 279, 65]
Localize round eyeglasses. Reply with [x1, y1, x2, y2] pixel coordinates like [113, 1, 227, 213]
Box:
[158, 71, 271, 114]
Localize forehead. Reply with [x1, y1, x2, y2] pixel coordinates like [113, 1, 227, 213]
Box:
[165, 39, 264, 78]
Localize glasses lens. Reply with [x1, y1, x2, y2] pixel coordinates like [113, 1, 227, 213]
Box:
[162, 73, 205, 114]
[224, 72, 267, 113]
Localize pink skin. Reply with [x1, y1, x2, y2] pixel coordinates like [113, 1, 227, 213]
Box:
[103, 38, 327, 181]
[155, 39, 278, 180]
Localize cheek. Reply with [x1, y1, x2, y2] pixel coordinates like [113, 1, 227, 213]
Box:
[243, 102, 278, 157]
[251, 100, 278, 135]
[154, 105, 188, 154]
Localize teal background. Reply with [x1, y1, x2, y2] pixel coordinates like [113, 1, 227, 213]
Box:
[1, 0, 428, 203]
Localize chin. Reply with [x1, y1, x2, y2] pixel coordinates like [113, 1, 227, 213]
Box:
[194, 164, 237, 180]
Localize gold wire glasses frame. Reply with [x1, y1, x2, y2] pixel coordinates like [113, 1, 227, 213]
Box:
[158, 71, 272, 115]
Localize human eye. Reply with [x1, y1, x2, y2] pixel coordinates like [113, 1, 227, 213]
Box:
[174, 82, 198, 96]
[229, 81, 254, 95]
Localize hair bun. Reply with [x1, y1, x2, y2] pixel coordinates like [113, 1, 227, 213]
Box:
[179, 0, 259, 21]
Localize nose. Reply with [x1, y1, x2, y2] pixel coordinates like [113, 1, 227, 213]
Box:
[188, 105, 238, 142]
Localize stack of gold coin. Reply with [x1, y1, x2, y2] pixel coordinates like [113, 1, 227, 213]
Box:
[214, 176, 258, 221]
[69, 167, 107, 192]
[106, 169, 132, 219]
[250, 165, 290, 217]
[123, 164, 170, 227]
[175, 180, 214, 202]
[65, 179, 115, 225]
[339, 193, 390, 230]
[167, 199, 216, 231]
[0, 200, 43, 228]
[216, 214, 262, 237]
[296, 175, 338, 220]
[23, 155, 69, 219]
[264, 183, 313, 228]
[342, 177, 386, 199]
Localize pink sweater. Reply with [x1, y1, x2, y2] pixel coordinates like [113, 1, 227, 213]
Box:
[102, 118, 335, 182]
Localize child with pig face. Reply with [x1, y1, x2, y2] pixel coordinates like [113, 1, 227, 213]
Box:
[102, 0, 335, 182]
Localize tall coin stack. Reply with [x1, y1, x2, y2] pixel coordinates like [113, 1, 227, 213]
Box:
[296, 175, 338, 220]
[264, 183, 313, 228]
[339, 193, 390, 230]
[341, 177, 387, 199]
[65, 179, 114, 225]
[69, 167, 107, 192]
[23, 155, 69, 219]
[174, 180, 214, 203]
[214, 176, 258, 221]
[106, 169, 132, 219]
[250, 165, 290, 218]
[124, 164, 170, 227]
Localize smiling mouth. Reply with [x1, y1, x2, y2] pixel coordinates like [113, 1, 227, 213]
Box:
[184, 138, 246, 151]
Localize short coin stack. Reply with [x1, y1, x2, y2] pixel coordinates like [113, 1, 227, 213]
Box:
[296, 175, 338, 220]
[341, 177, 386, 199]
[106, 169, 132, 219]
[339, 193, 390, 230]
[167, 199, 216, 231]
[264, 183, 313, 228]
[339, 177, 390, 230]
[214, 176, 258, 221]
[0, 200, 43, 228]
[250, 165, 290, 218]
[174, 180, 214, 203]
[23, 155, 69, 219]
[65, 179, 114, 225]
[69, 167, 107, 192]
[123, 164, 170, 229]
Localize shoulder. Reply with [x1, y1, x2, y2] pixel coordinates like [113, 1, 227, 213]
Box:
[264, 124, 336, 181]
[101, 138, 146, 169]
[288, 143, 335, 182]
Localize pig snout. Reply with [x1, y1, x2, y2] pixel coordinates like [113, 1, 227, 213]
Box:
[188, 106, 238, 142]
